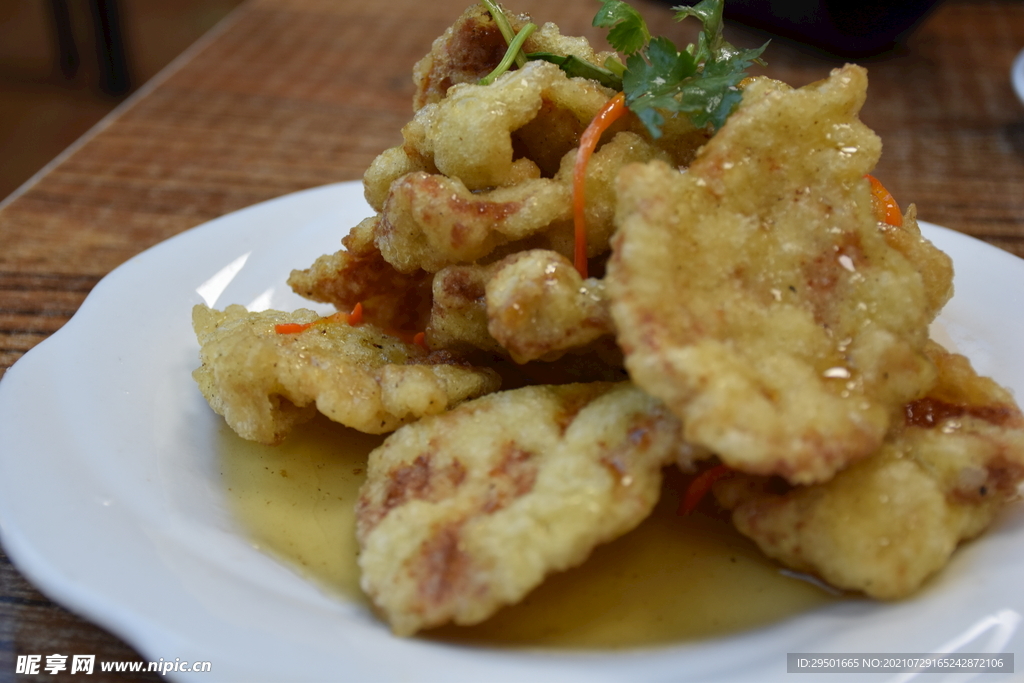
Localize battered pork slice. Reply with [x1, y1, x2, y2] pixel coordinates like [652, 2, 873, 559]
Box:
[411, 2, 620, 111]
[714, 342, 1024, 599]
[425, 249, 613, 363]
[608, 65, 948, 485]
[192, 304, 500, 444]
[485, 249, 613, 363]
[355, 382, 687, 635]
[287, 216, 433, 339]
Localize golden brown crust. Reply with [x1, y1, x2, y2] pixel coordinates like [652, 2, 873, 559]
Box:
[287, 219, 433, 337]
[608, 66, 938, 485]
[191, 304, 500, 443]
[356, 382, 685, 635]
[421, 250, 615, 363]
[485, 249, 613, 363]
[878, 205, 954, 319]
[412, 4, 515, 111]
[411, 4, 622, 112]
[715, 342, 1024, 599]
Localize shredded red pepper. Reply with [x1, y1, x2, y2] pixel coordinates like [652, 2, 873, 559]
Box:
[573, 92, 627, 279]
[273, 322, 312, 334]
[678, 464, 733, 515]
[274, 302, 363, 334]
[413, 331, 429, 350]
[866, 174, 902, 227]
[347, 302, 364, 326]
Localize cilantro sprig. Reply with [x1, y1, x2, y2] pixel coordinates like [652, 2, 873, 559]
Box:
[595, 0, 767, 136]
[480, 0, 765, 136]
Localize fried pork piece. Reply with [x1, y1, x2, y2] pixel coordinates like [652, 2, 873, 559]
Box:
[369, 58, 685, 273]
[879, 204, 954, 318]
[376, 128, 668, 274]
[355, 382, 687, 635]
[406, 4, 711, 166]
[409, 59, 613, 191]
[426, 260, 503, 355]
[412, 2, 514, 112]
[486, 250, 612, 363]
[191, 304, 500, 444]
[287, 217, 433, 337]
[411, 3, 618, 111]
[608, 65, 940, 485]
[379, 170, 570, 273]
[714, 342, 1024, 599]
[368, 47, 709, 275]
[424, 250, 613, 363]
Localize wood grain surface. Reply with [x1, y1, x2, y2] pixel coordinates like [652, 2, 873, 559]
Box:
[2, 0, 1023, 677]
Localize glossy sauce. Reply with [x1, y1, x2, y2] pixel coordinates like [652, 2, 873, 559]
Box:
[904, 396, 1014, 428]
[219, 415, 840, 648]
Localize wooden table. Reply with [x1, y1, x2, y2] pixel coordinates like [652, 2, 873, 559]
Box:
[2, 0, 1023, 676]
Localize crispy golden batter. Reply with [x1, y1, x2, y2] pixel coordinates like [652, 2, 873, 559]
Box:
[355, 382, 686, 635]
[714, 342, 1024, 599]
[287, 217, 433, 337]
[412, 3, 515, 112]
[608, 66, 939, 485]
[363, 147, 433, 215]
[410, 59, 611, 191]
[378, 170, 571, 273]
[411, 3, 619, 111]
[486, 249, 612, 363]
[375, 129, 670, 275]
[562, 131, 677, 262]
[423, 250, 612, 363]
[192, 304, 500, 444]
[362, 11, 712, 283]
[407, 4, 710, 164]
[879, 205, 954, 318]
[425, 261, 503, 354]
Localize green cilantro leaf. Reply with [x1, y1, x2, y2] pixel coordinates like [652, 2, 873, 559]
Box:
[622, 38, 695, 134]
[674, 0, 725, 63]
[674, 0, 767, 67]
[622, 37, 697, 106]
[593, 0, 651, 55]
[686, 43, 768, 129]
[621, 0, 768, 137]
[482, 0, 767, 137]
[528, 52, 623, 90]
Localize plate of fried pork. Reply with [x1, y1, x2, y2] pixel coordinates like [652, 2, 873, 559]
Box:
[2, 2, 1023, 681]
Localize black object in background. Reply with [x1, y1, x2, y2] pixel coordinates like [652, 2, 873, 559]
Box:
[90, 0, 131, 96]
[49, 0, 131, 96]
[719, 0, 945, 57]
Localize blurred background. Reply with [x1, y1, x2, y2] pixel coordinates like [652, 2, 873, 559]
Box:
[0, 0, 244, 202]
[0, 0, 957, 204]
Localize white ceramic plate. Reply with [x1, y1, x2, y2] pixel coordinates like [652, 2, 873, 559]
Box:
[2, 181, 1023, 683]
[1013, 48, 1024, 106]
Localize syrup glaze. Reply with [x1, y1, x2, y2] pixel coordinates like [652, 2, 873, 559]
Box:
[219, 414, 839, 647]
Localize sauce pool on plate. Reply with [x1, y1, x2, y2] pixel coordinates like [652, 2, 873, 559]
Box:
[218, 414, 841, 647]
